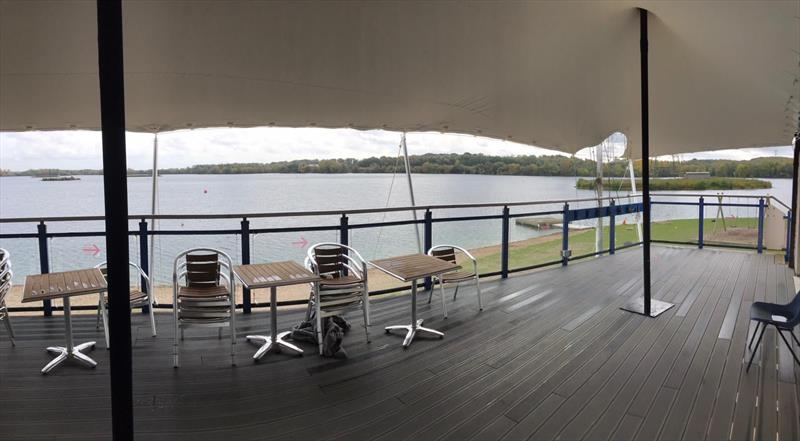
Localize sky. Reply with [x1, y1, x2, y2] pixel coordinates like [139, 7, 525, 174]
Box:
[0, 127, 793, 171]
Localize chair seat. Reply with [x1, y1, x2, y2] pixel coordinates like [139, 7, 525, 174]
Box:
[319, 274, 364, 287]
[441, 270, 475, 282]
[750, 301, 796, 329]
[102, 289, 149, 304]
[178, 285, 230, 299]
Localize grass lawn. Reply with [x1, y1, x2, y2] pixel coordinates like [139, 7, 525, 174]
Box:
[472, 217, 759, 274]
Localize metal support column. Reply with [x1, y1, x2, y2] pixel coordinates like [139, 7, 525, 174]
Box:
[609, 200, 616, 255]
[698, 197, 704, 249]
[36, 222, 52, 316]
[96, 0, 133, 437]
[241, 218, 251, 313]
[757, 198, 765, 254]
[595, 144, 604, 254]
[790, 133, 799, 268]
[340, 214, 349, 276]
[786, 211, 792, 263]
[401, 133, 422, 253]
[148, 133, 159, 285]
[562, 203, 570, 266]
[501, 206, 510, 278]
[621, 8, 673, 318]
[139, 220, 149, 314]
[628, 158, 643, 242]
[423, 210, 433, 290]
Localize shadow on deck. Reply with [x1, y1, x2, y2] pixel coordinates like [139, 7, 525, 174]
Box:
[1, 245, 798, 440]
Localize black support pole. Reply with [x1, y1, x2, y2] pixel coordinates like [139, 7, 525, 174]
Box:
[138, 220, 149, 314]
[621, 8, 673, 318]
[97, 0, 134, 439]
[790, 133, 799, 269]
[640, 8, 652, 316]
[423, 210, 433, 290]
[36, 222, 52, 316]
[241, 218, 251, 314]
[501, 206, 510, 278]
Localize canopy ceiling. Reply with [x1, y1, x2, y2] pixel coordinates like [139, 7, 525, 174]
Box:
[1, 0, 798, 157]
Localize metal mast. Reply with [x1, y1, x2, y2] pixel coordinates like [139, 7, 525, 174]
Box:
[401, 133, 422, 253]
[595, 143, 604, 254]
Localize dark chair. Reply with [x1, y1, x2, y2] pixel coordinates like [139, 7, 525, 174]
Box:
[746, 291, 800, 372]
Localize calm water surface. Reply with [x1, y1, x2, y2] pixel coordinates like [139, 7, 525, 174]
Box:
[0, 174, 790, 284]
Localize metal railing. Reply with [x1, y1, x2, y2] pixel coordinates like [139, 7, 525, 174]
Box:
[0, 192, 788, 316]
[650, 194, 790, 257]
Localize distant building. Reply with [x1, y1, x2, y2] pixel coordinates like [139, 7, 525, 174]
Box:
[684, 171, 711, 179]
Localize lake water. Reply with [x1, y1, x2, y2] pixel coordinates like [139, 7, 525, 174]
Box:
[0, 174, 791, 284]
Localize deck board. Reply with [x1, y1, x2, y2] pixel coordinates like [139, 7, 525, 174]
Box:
[0, 246, 797, 440]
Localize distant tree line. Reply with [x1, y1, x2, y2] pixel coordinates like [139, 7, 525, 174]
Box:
[0, 153, 794, 179]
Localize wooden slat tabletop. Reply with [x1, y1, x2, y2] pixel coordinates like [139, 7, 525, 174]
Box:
[21, 268, 107, 303]
[370, 254, 460, 282]
[233, 261, 321, 289]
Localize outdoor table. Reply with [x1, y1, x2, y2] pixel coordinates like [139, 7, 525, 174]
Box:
[22, 268, 108, 374]
[370, 253, 460, 347]
[233, 261, 321, 360]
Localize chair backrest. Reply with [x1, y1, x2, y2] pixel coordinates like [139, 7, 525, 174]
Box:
[310, 245, 347, 279]
[0, 248, 12, 304]
[307, 243, 368, 313]
[431, 247, 457, 264]
[185, 252, 221, 287]
[94, 261, 152, 303]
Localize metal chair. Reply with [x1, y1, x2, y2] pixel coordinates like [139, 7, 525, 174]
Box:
[95, 261, 157, 349]
[172, 248, 236, 367]
[306, 243, 370, 355]
[427, 245, 482, 319]
[746, 291, 800, 372]
[0, 249, 15, 346]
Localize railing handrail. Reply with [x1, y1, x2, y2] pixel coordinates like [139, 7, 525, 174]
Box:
[651, 193, 788, 210]
[652, 192, 773, 199]
[0, 193, 641, 224]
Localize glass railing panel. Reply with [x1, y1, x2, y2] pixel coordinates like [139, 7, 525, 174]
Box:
[351, 220, 425, 294]
[508, 207, 563, 271]
[701, 197, 759, 248]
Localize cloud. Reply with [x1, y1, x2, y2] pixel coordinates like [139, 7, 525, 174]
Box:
[0, 127, 791, 171]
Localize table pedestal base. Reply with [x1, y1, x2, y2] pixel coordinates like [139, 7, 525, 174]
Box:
[385, 319, 444, 348]
[42, 341, 97, 374]
[246, 331, 303, 360]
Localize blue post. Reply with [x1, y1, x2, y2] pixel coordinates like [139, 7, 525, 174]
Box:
[562, 203, 570, 266]
[138, 219, 149, 314]
[698, 197, 704, 249]
[785, 211, 792, 263]
[340, 214, 349, 276]
[501, 206, 510, 278]
[757, 198, 765, 254]
[609, 200, 616, 255]
[37, 222, 52, 316]
[241, 217, 251, 313]
[424, 210, 433, 290]
[339, 214, 349, 246]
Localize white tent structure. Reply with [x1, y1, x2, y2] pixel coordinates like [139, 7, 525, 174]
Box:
[1, 2, 798, 437]
[2, 1, 797, 156]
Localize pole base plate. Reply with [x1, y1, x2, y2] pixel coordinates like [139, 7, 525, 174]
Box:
[621, 297, 674, 317]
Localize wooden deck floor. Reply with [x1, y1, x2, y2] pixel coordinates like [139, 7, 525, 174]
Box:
[1, 246, 798, 440]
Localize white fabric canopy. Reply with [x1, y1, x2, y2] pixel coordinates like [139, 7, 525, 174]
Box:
[1, 0, 798, 157]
